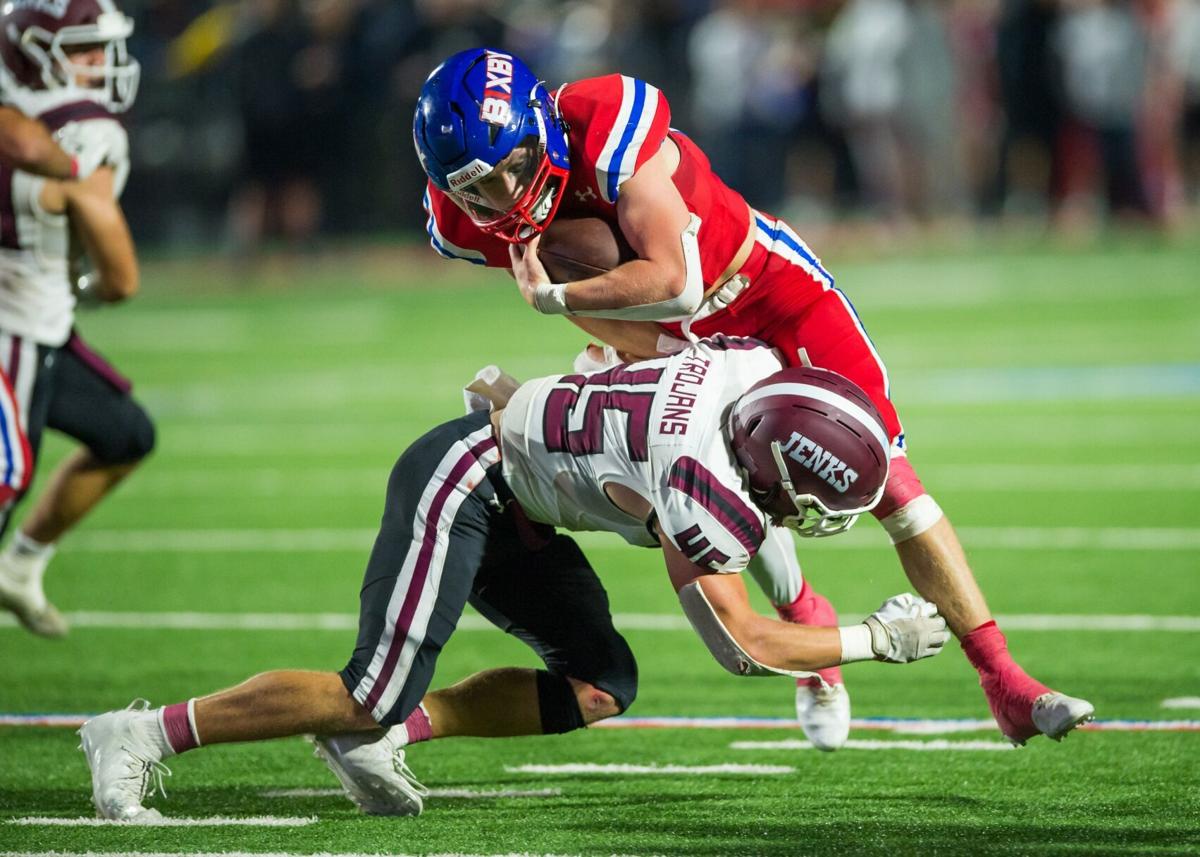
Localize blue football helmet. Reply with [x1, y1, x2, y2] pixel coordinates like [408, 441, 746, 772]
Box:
[413, 48, 570, 243]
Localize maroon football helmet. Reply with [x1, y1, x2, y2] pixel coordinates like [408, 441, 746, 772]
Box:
[728, 367, 892, 537]
[0, 0, 139, 112]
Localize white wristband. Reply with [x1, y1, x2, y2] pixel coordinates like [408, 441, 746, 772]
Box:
[880, 494, 944, 545]
[837, 623, 877, 664]
[533, 282, 571, 315]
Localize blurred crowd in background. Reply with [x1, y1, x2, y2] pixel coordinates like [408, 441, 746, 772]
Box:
[121, 0, 1200, 252]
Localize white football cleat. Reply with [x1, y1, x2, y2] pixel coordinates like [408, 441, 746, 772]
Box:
[796, 680, 850, 752]
[78, 700, 172, 821]
[0, 552, 67, 638]
[1031, 692, 1095, 741]
[311, 726, 427, 816]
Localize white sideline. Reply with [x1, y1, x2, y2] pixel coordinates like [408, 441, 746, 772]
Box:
[259, 787, 562, 800]
[1161, 697, 1200, 709]
[47, 525, 1200, 553]
[2, 610, 1196, 633]
[505, 763, 792, 775]
[7, 816, 315, 827]
[731, 739, 1015, 751]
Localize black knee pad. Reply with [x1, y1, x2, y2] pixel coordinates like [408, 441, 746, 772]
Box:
[535, 670, 587, 734]
[595, 640, 639, 714]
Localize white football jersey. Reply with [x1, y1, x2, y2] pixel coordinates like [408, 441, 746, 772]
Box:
[0, 86, 129, 346]
[500, 338, 784, 572]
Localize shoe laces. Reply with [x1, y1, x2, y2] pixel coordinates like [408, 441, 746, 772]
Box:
[812, 683, 843, 706]
[134, 756, 173, 802]
[391, 750, 429, 798]
[122, 698, 173, 801]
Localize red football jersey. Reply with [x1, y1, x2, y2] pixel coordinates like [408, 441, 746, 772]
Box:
[423, 74, 751, 287]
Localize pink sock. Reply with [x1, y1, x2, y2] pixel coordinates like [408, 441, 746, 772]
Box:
[159, 700, 200, 755]
[403, 704, 432, 745]
[962, 620, 1016, 675]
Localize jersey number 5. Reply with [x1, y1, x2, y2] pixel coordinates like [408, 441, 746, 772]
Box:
[542, 365, 665, 462]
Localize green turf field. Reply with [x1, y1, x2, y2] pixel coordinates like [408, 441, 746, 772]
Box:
[1, 237, 1198, 856]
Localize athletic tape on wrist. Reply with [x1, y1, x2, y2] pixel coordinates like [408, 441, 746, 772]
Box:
[837, 623, 877, 664]
[533, 282, 571, 315]
[880, 494, 944, 544]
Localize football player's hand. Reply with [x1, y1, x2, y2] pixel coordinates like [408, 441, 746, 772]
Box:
[55, 124, 106, 180]
[863, 593, 949, 663]
[573, 343, 621, 373]
[509, 235, 551, 309]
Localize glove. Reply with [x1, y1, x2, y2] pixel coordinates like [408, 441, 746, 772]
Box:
[572, 343, 621, 373]
[863, 593, 950, 663]
[56, 124, 107, 181]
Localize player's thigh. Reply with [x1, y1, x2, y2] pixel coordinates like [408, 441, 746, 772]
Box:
[470, 524, 638, 710]
[45, 338, 153, 464]
[342, 411, 500, 725]
[770, 288, 903, 444]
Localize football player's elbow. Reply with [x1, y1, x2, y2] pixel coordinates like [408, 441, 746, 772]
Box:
[105, 265, 139, 301]
[660, 264, 701, 312]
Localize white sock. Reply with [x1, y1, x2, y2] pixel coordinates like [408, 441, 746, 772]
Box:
[0, 533, 56, 611]
[10, 531, 56, 560]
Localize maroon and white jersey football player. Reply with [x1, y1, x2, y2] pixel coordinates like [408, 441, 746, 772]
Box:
[414, 48, 1096, 747]
[0, 0, 152, 640]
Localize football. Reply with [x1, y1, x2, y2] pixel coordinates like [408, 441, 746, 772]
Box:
[537, 216, 637, 281]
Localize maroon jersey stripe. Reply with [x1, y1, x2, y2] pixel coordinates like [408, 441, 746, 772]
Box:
[667, 456, 764, 556]
[37, 100, 118, 133]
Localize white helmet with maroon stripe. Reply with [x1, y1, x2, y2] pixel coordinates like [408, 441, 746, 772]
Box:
[728, 367, 891, 537]
[0, 0, 139, 112]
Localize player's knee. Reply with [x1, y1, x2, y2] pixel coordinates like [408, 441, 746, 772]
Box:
[92, 406, 156, 464]
[872, 456, 943, 544]
[569, 678, 620, 724]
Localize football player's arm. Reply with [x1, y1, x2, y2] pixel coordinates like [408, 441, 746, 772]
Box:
[660, 524, 843, 673]
[566, 317, 673, 362]
[62, 167, 139, 301]
[512, 147, 702, 319]
[0, 106, 76, 179]
[662, 525, 951, 671]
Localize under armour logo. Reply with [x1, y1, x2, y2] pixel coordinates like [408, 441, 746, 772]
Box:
[574, 187, 596, 202]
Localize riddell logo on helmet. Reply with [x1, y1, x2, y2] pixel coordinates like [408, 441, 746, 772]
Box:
[779, 432, 859, 494]
[479, 52, 514, 127]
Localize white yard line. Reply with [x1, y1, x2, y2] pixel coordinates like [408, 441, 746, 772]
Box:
[259, 787, 562, 800]
[731, 738, 1015, 751]
[7, 815, 316, 827]
[505, 763, 793, 775]
[2, 611, 1195, 633]
[51, 525, 1200, 554]
[1161, 698, 1200, 709]
[594, 716, 1200, 733]
[117, 463, 1200, 498]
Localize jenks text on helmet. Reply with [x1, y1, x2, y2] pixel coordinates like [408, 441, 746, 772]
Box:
[778, 432, 859, 495]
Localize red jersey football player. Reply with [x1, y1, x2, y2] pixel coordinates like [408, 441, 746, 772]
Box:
[413, 48, 1094, 747]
